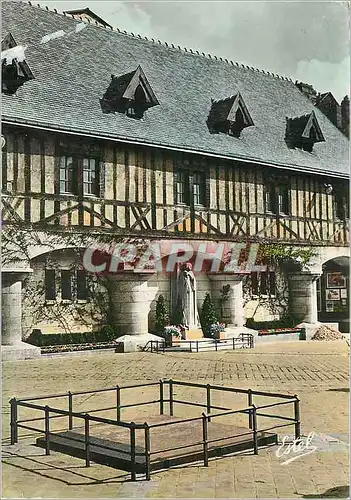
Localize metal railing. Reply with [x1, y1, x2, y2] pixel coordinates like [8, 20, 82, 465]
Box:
[143, 333, 254, 353]
[9, 379, 300, 481]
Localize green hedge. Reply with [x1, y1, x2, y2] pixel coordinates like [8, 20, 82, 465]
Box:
[245, 316, 297, 331]
[26, 325, 117, 347]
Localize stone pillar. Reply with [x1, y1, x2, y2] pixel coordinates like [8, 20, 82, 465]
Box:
[2, 275, 23, 345]
[288, 272, 320, 324]
[108, 271, 159, 336]
[2, 269, 41, 360]
[208, 274, 245, 327]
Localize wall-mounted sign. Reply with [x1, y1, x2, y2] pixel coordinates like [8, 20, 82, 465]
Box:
[327, 272, 346, 289]
[341, 299, 347, 306]
[326, 289, 340, 301]
[341, 289, 348, 299]
[325, 301, 334, 312]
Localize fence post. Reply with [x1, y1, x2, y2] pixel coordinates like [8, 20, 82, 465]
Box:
[206, 385, 211, 422]
[233, 337, 235, 350]
[252, 405, 258, 455]
[248, 390, 253, 429]
[116, 386, 121, 421]
[159, 380, 164, 415]
[130, 422, 136, 481]
[84, 414, 90, 467]
[196, 341, 199, 353]
[202, 413, 209, 467]
[144, 422, 151, 480]
[215, 340, 218, 351]
[294, 396, 301, 440]
[10, 398, 18, 445]
[169, 380, 174, 416]
[44, 406, 50, 456]
[68, 391, 73, 430]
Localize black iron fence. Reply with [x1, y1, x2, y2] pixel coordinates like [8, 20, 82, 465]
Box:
[143, 333, 254, 353]
[9, 379, 300, 481]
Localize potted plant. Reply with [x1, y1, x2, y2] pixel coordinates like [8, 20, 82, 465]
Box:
[208, 322, 226, 340]
[163, 325, 183, 346]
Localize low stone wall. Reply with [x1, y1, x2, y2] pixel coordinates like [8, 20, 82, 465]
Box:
[255, 332, 302, 343]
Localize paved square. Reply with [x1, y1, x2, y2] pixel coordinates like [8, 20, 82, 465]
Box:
[2, 340, 349, 498]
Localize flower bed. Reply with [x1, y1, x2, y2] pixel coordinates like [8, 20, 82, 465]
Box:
[258, 328, 301, 336]
[41, 342, 118, 354]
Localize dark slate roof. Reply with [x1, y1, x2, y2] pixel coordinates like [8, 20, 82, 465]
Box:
[1, 1, 349, 178]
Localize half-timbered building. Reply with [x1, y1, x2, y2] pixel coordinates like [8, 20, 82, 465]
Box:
[1, 1, 349, 358]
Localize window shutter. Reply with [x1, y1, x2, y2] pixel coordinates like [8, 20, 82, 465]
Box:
[98, 160, 104, 198]
[269, 272, 276, 296]
[61, 270, 72, 300]
[251, 272, 258, 295]
[45, 269, 56, 300]
[77, 270, 89, 300]
[205, 170, 211, 208]
[260, 272, 268, 295]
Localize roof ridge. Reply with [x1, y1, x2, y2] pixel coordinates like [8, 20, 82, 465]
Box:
[24, 0, 293, 82]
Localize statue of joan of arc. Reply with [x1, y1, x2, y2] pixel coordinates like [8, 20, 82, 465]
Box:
[177, 262, 200, 330]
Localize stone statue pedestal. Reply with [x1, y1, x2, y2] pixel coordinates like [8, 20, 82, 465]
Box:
[183, 328, 203, 340]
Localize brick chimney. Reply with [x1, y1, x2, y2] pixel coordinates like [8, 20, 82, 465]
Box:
[64, 8, 112, 28]
[315, 92, 342, 130]
[341, 95, 350, 137]
[295, 81, 317, 104]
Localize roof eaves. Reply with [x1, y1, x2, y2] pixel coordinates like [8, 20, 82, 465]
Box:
[2, 116, 348, 179]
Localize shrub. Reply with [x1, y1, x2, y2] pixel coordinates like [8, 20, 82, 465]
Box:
[26, 325, 117, 347]
[26, 329, 43, 347]
[155, 295, 169, 334]
[200, 293, 220, 337]
[97, 325, 116, 342]
[246, 315, 297, 331]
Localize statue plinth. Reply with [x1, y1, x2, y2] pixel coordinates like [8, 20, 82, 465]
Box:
[184, 328, 203, 340]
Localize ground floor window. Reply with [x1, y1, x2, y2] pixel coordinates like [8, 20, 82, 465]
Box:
[45, 269, 89, 301]
[251, 271, 276, 296]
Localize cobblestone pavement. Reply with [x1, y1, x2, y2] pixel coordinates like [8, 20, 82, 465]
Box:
[2, 340, 349, 498]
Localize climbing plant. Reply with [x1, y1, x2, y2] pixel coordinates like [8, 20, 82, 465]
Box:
[261, 243, 317, 271]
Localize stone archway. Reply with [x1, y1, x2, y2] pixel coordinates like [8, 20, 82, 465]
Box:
[317, 256, 349, 332]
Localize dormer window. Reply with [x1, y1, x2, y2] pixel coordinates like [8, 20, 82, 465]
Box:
[100, 65, 159, 119]
[285, 111, 325, 152]
[207, 92, 254, 137]
[1, 33, 34, 95]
